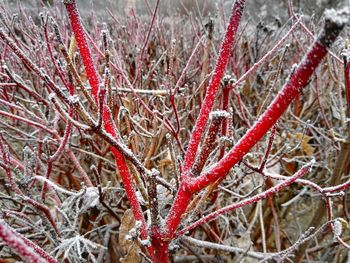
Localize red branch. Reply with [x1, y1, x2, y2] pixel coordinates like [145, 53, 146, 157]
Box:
[64, 1, 100, 99]
[63, 0, 150, 253]
[182, 0, 246, 175]
[188, 18, 343, 192]
[0, 221, 58, 263]
[344, 51, 350, 117]
[163, 10, 345, 239]
[177, 161, 313, 236]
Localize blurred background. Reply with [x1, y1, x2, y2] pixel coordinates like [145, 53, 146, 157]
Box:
[3, 0, 347, 23]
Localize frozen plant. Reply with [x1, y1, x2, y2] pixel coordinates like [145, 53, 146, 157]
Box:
[0, 0, 350, 262]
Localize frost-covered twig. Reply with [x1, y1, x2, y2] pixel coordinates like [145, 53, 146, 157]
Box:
[182, 236, 271, 260]
[182, 0, 246, 175]
[177, 161, 314, 236]
[0, 220, 58, 263]
[164, 9, 346, 242]
[63, 0, 151, 255]
[230, 18, 301, 90]
[189, 9, 347, 192]
[32, 176, 78, 196]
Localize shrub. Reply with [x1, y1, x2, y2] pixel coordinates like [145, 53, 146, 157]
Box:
[0, 0, 350, 262]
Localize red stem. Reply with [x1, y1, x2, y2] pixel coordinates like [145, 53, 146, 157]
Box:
[178, 161, 313, 236]
[140, 0, 160, 61]
[150, 230, 170, 263]
[344, 55, 350, 117]
[189, 39, 335, 193]
[0, 134, 21, 194]
[164, 13, 344, 239]
[0, 221, 58, 263]
[163, 183, 193, 237]
[63, 0, 152, 255]
[182, 0, 246, 175]
[64, 1, 100, 99]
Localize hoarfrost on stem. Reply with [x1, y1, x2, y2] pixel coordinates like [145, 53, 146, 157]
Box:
[324, 8, 350, 27]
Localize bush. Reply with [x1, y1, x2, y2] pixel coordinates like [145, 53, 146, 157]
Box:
[0, 0, 350, 262]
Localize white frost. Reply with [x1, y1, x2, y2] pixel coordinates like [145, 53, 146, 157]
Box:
[210, 110, 230, 119]
[324, 8, 350, 26]
[83, 187, 100, 208]
[333, 219, 343, 237]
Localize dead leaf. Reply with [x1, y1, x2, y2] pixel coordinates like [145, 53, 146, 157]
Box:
[119, 209, 141, 263]
[284, 160, 298, 175]
[286, 132, 315, 157]
[294, 133, 315, 156]
[120, 245, 141, 263]
[121, 98, 131, 112]
[158, 149, 173, 168]
[241, 79, 251, 98]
